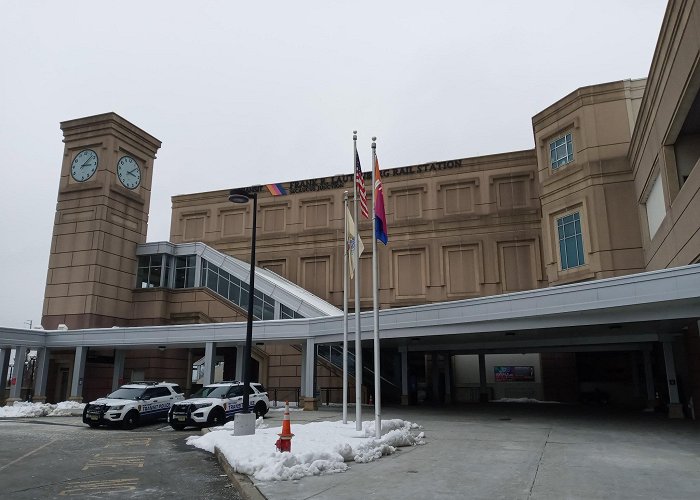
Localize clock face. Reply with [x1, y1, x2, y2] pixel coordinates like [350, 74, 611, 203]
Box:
[117, 156, 141, 189]
[70, 149, 98, 182]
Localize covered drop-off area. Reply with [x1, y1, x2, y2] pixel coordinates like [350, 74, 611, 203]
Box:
[2, 264, 700, 418]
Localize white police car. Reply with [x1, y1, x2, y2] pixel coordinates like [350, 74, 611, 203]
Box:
[168, 381, 270, 430]
[83, 381, 185, 429]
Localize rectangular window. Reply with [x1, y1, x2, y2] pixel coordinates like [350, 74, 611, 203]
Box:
[645, 175, 665, 239]
[550, 133, 574, 169]
[174, 255, 196, 288]
[137, 256, 150, 288]
[200, 259, 274, 320]
[240, 285, 249, 312]
[557, 212, 585, 270]
[137, 254, 163, 288]
[253, 291, 275, 320]
[217, 269, 230, 298]
[229, 277, 241, 305]
[280, 304, 304, 319]
[163, 256, 171, 288]
[206, 267, 218, 291]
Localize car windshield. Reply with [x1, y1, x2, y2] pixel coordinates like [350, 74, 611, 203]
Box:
[192, 385, 230, 398]
[106, 387, 146, 400]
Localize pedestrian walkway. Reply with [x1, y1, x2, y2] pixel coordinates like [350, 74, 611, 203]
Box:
[255, 403, 700, 500]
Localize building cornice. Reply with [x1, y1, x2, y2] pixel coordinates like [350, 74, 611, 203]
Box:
[61, 112, 162, 156]
[532, 79, 646, 133]
[628, 0, 689, 168]
[170, 149, 537, 206]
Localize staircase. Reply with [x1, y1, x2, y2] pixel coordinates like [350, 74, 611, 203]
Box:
[315, 345, 402, 404]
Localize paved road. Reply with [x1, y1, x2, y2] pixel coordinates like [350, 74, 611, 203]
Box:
[0, 417, 239, 499]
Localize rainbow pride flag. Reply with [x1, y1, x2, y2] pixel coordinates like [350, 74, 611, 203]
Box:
[266, 183, 287, 196]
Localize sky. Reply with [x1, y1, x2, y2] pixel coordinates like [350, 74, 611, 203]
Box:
[0, 0, 667, 329]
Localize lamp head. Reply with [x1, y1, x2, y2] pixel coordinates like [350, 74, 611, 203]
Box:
[229, 189, 255, 204]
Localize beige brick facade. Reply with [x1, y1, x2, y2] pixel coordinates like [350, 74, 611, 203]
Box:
[32, 0, 700, 408]
[42, 113, 161, 330]
[171, 149, 547, 310]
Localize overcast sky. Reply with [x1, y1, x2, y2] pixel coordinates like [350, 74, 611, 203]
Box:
[0, 1, 666, 329]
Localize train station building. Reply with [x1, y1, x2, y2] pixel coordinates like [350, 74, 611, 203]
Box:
[2, 0, 700, 417]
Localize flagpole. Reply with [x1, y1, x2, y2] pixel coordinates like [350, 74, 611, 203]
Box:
[353, 132, 363, 431]
[342, 190, 349, 425]
[371, 137, 381, 438]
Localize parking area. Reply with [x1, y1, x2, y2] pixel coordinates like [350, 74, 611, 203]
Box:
[0, 417, 239, 499]
[257, 403, 700, 500]
[2, 403, 700, 499]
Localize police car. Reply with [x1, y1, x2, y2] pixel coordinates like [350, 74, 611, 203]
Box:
[82, 381, 185, 429]
[168, 381, 270, 430]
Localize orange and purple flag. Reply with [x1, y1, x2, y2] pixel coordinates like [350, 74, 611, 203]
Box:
[374, 157, 388, 244]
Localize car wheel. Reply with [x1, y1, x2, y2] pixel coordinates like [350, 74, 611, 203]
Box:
[122, 410, 140, 430]
[207, 407, 226, 427]
[254, 401, 268, 418]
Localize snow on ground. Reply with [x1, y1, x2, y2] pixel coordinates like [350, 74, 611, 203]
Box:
[269, 404, 304, 412]
[187, 418, 425, 482]
[492, 398, 561, 404]
[0, 400, 85, 417]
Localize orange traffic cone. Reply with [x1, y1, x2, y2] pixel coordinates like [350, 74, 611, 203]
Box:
[275, 401, 294, 452]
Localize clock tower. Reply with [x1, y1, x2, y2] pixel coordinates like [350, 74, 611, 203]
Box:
[42, 113, 161, 329]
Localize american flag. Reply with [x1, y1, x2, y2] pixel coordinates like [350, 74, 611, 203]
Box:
[355, 150, 369, 219]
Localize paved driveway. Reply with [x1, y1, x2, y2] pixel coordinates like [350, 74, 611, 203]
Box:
[257, 404, 700, 500]
[0, 417, 239, 499]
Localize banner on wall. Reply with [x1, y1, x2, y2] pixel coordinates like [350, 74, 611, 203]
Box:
[494, 366, 535, 382]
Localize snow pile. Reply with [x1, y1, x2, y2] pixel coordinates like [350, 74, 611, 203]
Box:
[218, 416, 268, 431]
[187, 418, 425, 482]
[0, 402, 51, 418]
[0, 400, 85, 418]
[48, 401, 86, 416]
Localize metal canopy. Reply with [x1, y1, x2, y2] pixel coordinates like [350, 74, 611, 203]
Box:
[2, 263, 699, 351]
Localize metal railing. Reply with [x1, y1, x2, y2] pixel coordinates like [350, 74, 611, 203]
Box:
[268, 387, 301, 407]
[315, 345, 400, 391]
[319, 387, 346, 406]
[269, 387, 357, 406]
[316, 344, 356, 373]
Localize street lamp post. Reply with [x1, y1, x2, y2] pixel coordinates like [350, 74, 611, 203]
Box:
[229, 188, 258, 425]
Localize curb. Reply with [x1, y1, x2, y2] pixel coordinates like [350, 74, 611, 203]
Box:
[201, 427, 267, 500]
[214, 447, 267, 500]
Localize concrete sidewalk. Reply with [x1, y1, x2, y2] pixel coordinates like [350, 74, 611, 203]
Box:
[252, 403, 700, 500]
